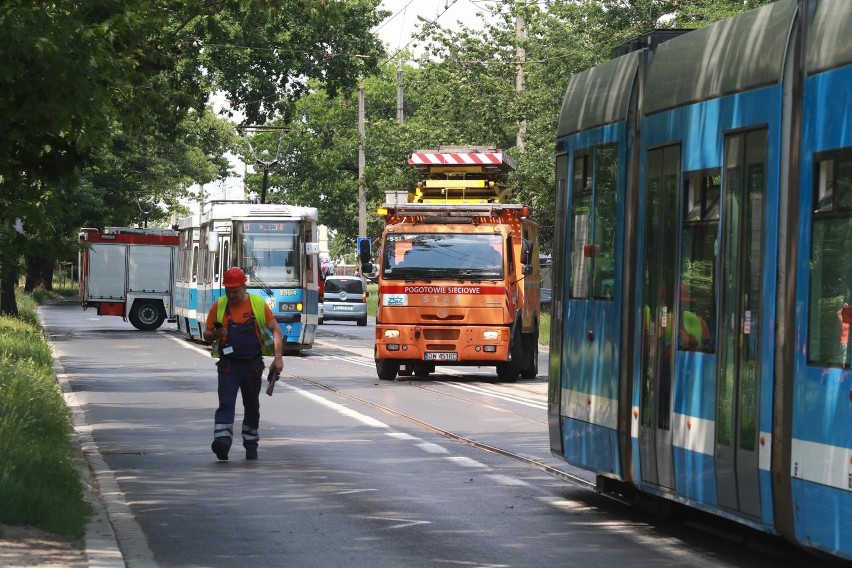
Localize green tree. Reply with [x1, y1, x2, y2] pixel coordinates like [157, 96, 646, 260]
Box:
[0, 0, 387, 314]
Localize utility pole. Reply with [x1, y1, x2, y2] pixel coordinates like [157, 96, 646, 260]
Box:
[358, 81, 366, 238]
[515, 2, 526, 152]
[396, 63, 404, 125]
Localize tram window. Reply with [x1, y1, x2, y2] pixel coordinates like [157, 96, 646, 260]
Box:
[570, 154, 591, 298]
[569, 147, 617, 300]
[192, 245, 199, 282]
[808, 151, 852, 367]
[679, 170, 719, 353]
[593, 146, 617, 300]
[217, 241, 227, 282]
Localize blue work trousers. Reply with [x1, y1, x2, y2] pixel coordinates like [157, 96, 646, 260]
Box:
[213, 357, 264, 450]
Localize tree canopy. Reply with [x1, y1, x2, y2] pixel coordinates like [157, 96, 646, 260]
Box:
[0, 0, 387, 313]
[0, 0, 776, 311]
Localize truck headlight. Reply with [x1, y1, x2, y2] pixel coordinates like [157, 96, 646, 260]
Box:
[483, 330, 499, 340]
[384, 329, 400, 339]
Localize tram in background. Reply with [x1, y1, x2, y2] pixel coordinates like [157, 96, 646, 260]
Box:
[174, 201, 321, 352]
[548, 0, 852, 561]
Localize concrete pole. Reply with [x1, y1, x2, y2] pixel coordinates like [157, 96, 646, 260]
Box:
[358, 81, 366, 237]
[515, 4, 526, 152]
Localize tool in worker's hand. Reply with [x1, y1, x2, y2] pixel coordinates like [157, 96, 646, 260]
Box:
[265, 367, 280, 396]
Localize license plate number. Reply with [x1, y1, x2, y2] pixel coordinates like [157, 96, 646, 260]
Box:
[425, 352, 457, 361]
[335, 305, 353, 311]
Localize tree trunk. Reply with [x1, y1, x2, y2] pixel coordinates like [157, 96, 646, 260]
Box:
[24, 257, 54, 291]
[0, 269, 19, 317]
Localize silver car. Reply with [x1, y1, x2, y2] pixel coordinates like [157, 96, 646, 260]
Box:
[321, 275, 368, 326]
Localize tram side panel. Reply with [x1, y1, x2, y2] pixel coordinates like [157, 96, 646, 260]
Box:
[792, 8, 852, 557]
[551, 50, 645, 483]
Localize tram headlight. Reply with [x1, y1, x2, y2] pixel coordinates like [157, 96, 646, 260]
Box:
[278, 302, 304, 312]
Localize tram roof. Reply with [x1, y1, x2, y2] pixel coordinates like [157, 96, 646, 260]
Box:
[807, 0, 852, 75]
[557, 49, 641, 137]
[644, 0, 797, 116]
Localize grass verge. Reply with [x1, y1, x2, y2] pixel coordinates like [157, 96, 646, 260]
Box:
[0, 286, 90, 540]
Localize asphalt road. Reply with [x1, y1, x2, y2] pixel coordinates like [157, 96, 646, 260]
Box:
[38, 302, 819, 568]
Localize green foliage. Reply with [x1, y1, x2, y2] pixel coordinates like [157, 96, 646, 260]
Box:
[0, 0, 387, 314]
[0, 293, 90, 538]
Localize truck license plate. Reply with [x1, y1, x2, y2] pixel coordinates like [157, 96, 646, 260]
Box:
[425, 352, 457, 361]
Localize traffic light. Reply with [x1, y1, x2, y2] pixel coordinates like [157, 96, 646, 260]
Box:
[357, 236, 372, 274]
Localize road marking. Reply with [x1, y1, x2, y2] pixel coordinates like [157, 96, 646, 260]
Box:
[386, 432, 420, 441]
[362, 516, 432, 530]
[435, 381, 546, 410]
[416, 442, 450, 454]
[167, 334, 209, 356]
[445, 456, 489, 469]
[286, 384, 390, 428]
[485, 474, 529, 486]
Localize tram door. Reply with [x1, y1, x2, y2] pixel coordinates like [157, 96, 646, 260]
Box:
[715, 129, 765, 518]
[638, 144, 680, 489]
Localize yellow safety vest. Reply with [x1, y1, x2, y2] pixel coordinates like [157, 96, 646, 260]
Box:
[210, 294, 275, 358]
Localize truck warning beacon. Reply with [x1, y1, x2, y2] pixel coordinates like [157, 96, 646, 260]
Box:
[367, 147, 541, 382]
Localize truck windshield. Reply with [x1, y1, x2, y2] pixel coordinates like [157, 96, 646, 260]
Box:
[234, 220, 300, 286]
[382, 233, 503, 280]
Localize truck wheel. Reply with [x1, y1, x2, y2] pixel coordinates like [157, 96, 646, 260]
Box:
[520, 328, 539, 380]
[129, 300, 165, 331]
[376, 359, 399, 381]
[412, 363, 431, 377]
[496, 362, 518, 383]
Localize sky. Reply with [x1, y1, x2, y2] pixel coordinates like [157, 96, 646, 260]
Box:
[374, 0, 497, 56]
[188, 1, 497, 210]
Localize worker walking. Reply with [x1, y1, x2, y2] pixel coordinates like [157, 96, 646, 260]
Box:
[203, 266, 284, 461]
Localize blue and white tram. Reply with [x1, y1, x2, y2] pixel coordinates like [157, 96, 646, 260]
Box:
[174, 214, 201, 338]
[175, 201, 321, 352]
[549, 0, 852, 560]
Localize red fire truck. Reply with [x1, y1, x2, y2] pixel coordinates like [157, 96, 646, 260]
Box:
[78, 227, 178, 330]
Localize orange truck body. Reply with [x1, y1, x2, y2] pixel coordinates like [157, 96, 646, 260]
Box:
[372, 147, 541, 382]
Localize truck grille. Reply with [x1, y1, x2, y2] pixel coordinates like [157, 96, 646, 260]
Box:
[423, 329, 460, 340]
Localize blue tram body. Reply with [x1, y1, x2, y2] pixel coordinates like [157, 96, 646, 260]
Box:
[549, 0, 852, 560]
[174, 202, 320, 352]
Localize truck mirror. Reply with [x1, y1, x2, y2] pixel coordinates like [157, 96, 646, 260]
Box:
[208, 231, 219, 253]
[357, 237, 372, 264]
[521, 239, 532, 266]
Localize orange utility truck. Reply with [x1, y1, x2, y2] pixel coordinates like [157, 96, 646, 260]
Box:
[366, 147, 540, 382]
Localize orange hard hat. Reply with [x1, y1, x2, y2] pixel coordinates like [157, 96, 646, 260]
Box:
[223, 266, 247, 288]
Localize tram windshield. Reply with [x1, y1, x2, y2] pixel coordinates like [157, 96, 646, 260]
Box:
[382, 233, 504, 280]
[234, 220, 300, 286]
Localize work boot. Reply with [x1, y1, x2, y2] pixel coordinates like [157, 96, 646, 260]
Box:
[245, 448, 258, 460]
[211, 439, 229, 461]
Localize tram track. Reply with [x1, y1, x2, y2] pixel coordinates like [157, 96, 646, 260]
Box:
[299, 342, 835, 565]
[281, 368, 595, 491]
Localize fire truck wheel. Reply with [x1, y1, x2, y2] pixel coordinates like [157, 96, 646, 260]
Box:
[129, 300, 165, 331]
[376, 359, 399, 381]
